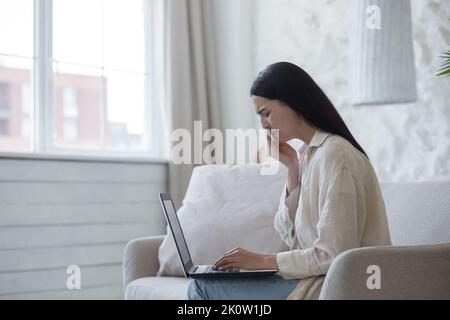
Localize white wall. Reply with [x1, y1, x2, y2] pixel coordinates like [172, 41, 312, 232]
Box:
[212, 0, 450, 181]
[211, 0, 258, 131]
[252, 0, 450, 182]
[0, 157, 167, 299]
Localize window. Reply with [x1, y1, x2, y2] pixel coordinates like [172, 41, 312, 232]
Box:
[21, 83, 32, 139]
[0, 0, 34, 150]
[0, 83, 11, 136]
[0, 0, 163, 158]
[62, 86, 79, 141]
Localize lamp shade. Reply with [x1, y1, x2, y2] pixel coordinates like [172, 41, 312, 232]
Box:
[351, 0, 417, 105]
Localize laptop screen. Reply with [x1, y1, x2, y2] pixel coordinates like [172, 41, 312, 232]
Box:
[160, 194, 193, 275]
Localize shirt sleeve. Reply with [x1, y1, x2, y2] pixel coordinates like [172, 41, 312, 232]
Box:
[274, 184, 300, 248]
[276, 166, 360, 279]
[273, 150, 305, 249]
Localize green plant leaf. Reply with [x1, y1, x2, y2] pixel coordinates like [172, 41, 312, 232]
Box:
[436, 50, 450, 76]
[436, 69, 450, 76]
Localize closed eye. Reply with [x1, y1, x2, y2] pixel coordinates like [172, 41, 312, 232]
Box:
[256, 107, 268, 116]
[259, 110, 270, 118]
[257, 111, 269, 118]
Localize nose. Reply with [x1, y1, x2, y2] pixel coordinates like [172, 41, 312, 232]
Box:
[260, 117, 270, 129]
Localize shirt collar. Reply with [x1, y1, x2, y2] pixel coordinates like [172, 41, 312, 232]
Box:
[308, 130, 330, 148]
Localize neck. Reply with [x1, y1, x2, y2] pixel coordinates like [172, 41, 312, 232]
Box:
[294, 123, 317, 146]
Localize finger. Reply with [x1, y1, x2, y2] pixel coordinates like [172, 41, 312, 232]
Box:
[214, 249, 238, 265]
[223, 250, 240, 259]
[271, 130, 279, 140]
[213, 256, 226, 266]
[215, 247, 246, 266]
[224, 247, 240, 256]
[215, 256, 234, 265]
[217, 262, 239, 270]
[214, 258, 233, 268]
[266, 136, 271, 155]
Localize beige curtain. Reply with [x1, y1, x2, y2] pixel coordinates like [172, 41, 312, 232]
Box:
[152, 0, 221, 208]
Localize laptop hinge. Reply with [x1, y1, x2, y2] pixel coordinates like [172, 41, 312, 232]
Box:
[189, 266, 197, 274]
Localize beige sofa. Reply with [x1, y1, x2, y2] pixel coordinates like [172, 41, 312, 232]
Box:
[123, 178, 450, 299]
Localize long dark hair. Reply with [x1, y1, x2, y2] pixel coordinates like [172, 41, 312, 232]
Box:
[250, 62, 367, 158]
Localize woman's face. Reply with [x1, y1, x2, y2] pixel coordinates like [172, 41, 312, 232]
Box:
[251, 95, 302, 143]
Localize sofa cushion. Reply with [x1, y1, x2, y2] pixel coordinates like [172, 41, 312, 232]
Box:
[125, 277, 189, 300]
[380, 181, 450, 246]
[157, 163, 289, 276]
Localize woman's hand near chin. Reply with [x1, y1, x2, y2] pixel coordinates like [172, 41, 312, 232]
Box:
[267, 134, 297, 167]
[267, 135, 300, 195]
[278, 141, 299, 168]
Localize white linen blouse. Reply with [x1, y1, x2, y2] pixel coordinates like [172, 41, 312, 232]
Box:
[274, 130, 392, 299]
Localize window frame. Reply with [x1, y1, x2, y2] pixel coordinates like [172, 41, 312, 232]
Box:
[0, 0, 167, 161]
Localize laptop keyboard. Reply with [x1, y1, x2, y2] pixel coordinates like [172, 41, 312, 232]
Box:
[208, 265, 240, 273]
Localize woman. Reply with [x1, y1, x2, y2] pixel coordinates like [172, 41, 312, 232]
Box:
[187, 62, 391, 300]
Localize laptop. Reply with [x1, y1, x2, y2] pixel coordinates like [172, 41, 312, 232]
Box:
[159, 193, 278, 278]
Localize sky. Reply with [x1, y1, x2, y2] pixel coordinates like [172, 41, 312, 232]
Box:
[0, 0, 146, 135]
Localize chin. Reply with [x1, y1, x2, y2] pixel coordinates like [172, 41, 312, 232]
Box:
[277, 136, 288, 144]
[278, 133, 289, 143]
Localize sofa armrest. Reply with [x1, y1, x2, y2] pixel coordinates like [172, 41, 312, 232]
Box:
[122, 235, 165, 290]
[319, 243, 450, 300]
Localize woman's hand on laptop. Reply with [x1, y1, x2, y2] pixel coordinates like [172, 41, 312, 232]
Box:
[213, 247, 278, 271]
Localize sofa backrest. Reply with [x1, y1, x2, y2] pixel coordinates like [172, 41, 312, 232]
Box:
[157, 164, 449, 276]
[380, 181, 450, 246]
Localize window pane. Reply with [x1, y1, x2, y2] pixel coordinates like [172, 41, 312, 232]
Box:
[53, 65, 146, 151]
[53, 0, 146, 72]
[53, 64, 104, 149]
[104, 0, 146, 72]
[0, 56, 33, 152]
[52, 0, 149, 153]
[0, 0, 34, 152]
[104, 71, 145, 150]
[53, 0, 103, 67]
[0, 0, 33, 57]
